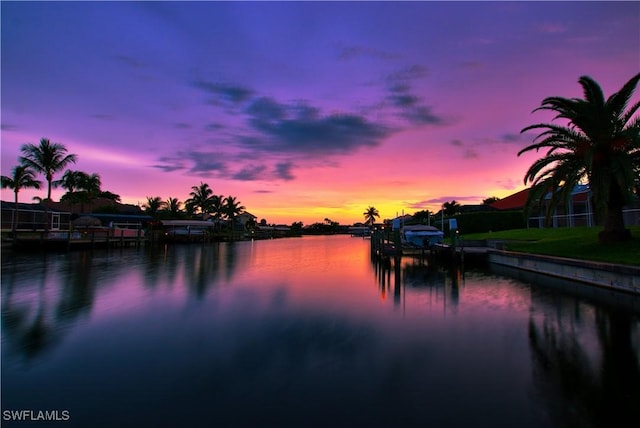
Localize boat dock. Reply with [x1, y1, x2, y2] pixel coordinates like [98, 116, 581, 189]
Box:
[7, 229, 146, 251]
[371, 229, 491, 263]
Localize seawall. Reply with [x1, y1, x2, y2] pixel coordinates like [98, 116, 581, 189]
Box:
[487, 249, 640, 295]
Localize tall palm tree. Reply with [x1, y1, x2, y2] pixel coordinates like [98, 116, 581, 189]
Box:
[20, 138, 76, 231]
[518, 73, 640, 243]
[20, 138, 77, 201]
[186, 182, 214, 215]
[1, 165, 42, 234]
[363, 206, 380, 226]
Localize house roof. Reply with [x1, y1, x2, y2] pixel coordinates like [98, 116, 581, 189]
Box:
[491, 185, 592, 210]
[490, 188, 530, 210]
[1, 200, 70, 213]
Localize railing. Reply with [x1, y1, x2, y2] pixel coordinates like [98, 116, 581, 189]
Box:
[1, 208, 70, 231]
[528, 208, 640, 228]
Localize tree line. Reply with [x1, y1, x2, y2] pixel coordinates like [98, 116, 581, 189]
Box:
[1, 138, 247, 231]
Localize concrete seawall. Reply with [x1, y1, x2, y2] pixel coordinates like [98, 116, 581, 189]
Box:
[487, 249, 640, 295]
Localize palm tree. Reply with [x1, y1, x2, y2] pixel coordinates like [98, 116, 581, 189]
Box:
[165, 197, 182, 218]
[20, 138, 77, 201]
[78, 173, 101, 196]
[442, 200, 461, 216]
[186, 182, 214, 215]
[1, 165, 42, 234]
[55, 170, 84, 194]
[59, 171, 103, 213]
[223, 196, 245, 232]
[210, 194, 224, 219]
[144, 196, 166, 219]
[518, 73, 640, 243]
[20, 138, 76, 231]
[76, 173, 101, 213]
[363, 206, 380, 226]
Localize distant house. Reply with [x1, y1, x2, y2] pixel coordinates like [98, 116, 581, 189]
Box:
[457, 204, 497, 214]
[48, 197, 143, 215]
[1, 201, 71, 231]
[236, 212, 258, 229]
[253, 224, 291, 238]
[491, 185, 639, 228]
[83, 213, 153, 229]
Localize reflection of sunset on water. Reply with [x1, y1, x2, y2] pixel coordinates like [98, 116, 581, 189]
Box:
[3, 236, 639, 427]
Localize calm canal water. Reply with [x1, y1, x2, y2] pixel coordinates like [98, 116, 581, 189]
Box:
[2, 235, 639, 427]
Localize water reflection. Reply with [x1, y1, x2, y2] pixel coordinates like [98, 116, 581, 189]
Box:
[2, 254, 93, 361]
[528, 287, 640, 426]
[2, 237, 640, 427]
[372, 255, 461, 310]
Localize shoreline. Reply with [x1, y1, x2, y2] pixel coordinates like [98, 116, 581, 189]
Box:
[487, 249, 640, 295]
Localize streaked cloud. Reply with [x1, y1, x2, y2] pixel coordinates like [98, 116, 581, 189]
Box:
[274, 162, 295, 181]
[193, 80, 254, 105]
[232, 164, 267, 181]
[243, 97, 389, 155]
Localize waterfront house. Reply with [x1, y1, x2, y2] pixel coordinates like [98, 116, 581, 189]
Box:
[236, 212, 258, 230]
[1, 201, 71, 232]
[491, 185, 640, 227]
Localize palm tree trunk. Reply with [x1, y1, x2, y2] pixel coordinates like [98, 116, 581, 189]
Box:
[43, 177, 53, 232]
[12, 191, 18, 237]
[598, 182, 631, 243]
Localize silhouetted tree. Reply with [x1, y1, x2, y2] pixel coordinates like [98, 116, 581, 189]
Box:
[412, 209, 433, 224]
[20, 138, 76, 202]
[483, 196, 500, 205]
[223, 196, 245, 228]
[1, 165, 42, 234]
[164, 197, 182, 218]
[363, 206, 380, 226]
[442, 200, 461, 216]
[20, 138, 76, 231]
[186, 182, 214, 215]
[144, 196, 165, 219]
[519, 73, 640, 243]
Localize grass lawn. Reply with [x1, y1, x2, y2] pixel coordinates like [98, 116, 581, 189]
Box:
[458, 226, 640, 266]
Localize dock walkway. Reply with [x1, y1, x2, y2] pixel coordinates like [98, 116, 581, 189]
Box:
[7, 230, 145, 251]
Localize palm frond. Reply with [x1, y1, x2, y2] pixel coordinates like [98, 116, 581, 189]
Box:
[606, 72, 640, 120]
[578, 75, 605, 107]
[621, 100, 640, 129]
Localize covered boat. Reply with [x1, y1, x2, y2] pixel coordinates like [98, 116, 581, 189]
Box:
[401, 225, 444, 248]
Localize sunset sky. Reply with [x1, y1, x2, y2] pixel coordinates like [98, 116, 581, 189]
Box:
[2, 1, 639, 225]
